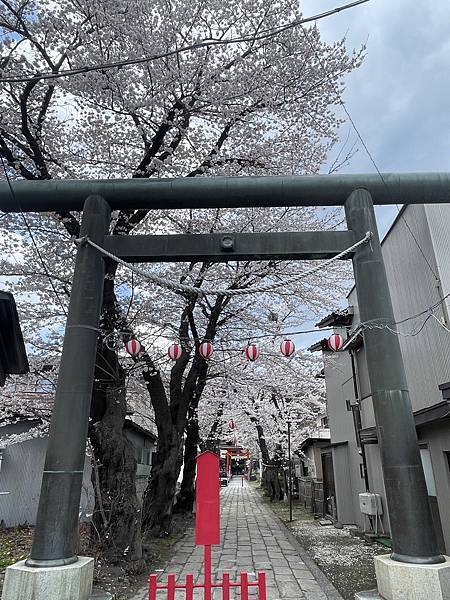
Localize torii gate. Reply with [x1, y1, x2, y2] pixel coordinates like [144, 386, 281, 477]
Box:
[1, 173, 450, 600]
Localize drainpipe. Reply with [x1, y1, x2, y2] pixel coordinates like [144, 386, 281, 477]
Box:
[349, 349, 371, 493]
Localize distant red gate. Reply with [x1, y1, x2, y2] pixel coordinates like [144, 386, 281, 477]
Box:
[148, 450, 267, 600]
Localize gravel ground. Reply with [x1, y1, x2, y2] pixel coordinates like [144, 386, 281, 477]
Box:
[255, 485, 388, 600]
[292, 520, 386, 599]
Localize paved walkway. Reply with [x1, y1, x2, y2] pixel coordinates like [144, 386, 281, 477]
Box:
[133, 478, 341, 599]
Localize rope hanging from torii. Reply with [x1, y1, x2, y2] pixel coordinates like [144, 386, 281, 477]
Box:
[75, 231, 372, 298]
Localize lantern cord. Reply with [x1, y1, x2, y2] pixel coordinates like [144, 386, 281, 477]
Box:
[74, 232, 372, 298]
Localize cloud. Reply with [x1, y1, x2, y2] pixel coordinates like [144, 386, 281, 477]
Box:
[302, 0, 450, 232]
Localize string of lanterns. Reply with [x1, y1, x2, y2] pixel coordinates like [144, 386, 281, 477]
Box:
[124, 334, 344, 360]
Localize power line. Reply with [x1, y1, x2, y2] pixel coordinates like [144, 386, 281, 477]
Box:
[300, 25, 440, 282]
[0, 159, 68, 316]
[0, 0, 370, 84]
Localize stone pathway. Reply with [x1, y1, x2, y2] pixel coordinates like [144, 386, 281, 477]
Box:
[132, 478, 341, 599]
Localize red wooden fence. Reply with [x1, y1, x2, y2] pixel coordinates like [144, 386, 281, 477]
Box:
[148, 570, 266, 600]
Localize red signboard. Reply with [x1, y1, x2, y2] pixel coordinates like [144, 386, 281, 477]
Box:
[195, 450, 220, 546]
[149, 448, 266, 600]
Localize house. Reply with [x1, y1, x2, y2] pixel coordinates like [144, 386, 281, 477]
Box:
[123, 419, 157, 501]
[297, 415, 330, 479]
[0, 392, 157, 526]
[310, 204, 450, 552]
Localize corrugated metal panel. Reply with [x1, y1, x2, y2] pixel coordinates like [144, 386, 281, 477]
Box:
[382, 204, 450, 410]
[0, 437, 46, 526]
[0, 430, 94, 526]
[349, 205, 450, 412]
[425, 204, 450, 318]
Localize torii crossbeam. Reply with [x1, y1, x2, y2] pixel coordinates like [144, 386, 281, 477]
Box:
[0, 174, 446, 584]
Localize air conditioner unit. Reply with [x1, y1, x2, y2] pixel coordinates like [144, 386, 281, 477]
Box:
[359, 492, 383, 516]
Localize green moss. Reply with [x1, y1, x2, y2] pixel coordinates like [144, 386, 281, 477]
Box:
[0, 527, 33, 570]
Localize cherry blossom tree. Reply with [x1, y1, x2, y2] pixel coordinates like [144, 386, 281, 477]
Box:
[197, 347, 325, 499]
[0, 0, 360, 566]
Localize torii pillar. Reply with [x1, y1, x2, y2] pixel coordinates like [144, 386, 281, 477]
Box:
[346, 190, 450, 600]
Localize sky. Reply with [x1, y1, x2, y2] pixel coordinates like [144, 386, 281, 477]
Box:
[298, 0, 450, 349]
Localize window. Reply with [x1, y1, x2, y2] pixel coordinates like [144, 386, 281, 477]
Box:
[141, 448, 151, 466]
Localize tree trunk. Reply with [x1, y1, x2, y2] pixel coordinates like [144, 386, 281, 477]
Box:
[142, 426, 184, 536]
[263, 465, 282, 501]
[142, 294, 225, 534]
[174, 413, 199, 514]
[89, 348, 143, 570]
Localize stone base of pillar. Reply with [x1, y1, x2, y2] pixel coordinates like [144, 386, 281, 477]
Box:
[374, 554, 450, 600]
[1, 557, 94, 600]
[90, 590, 112, 599]
[355, 590, 383, 599]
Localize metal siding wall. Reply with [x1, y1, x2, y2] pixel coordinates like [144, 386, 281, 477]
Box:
[426, 204, 450, 318]
[0, 430, 94, 526]
[326, 205, 450, 535]
[0, 437, 46, 526]
[382, 204, 450, 410]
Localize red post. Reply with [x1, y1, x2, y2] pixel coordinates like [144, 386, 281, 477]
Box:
[222, 573, 230, 600]
[167, 573, 175, 600]
[240, 572, 249, 600]
[148, 574, 157, 600]
[258, 572, 267, 600]
[185, 573, 194, 600]
[204, 544, 212, 600]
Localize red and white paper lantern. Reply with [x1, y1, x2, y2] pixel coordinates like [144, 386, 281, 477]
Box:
[168, 343, 182, 361]
[280, 339, 295, 357]
[125, 339, 142, 357]
[199, 341, 213, 359]
[327, 334, 343, 352]
[244, 344, 259, 362]
[229, 419, 235, 429]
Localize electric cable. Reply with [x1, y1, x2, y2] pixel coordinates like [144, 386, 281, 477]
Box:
[300, 25, 440, 282]
[0, 0, 371, 84]
[0, 157, 68, 316]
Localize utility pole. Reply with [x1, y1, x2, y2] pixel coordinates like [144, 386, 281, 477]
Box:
[287, 420, 293, 523]
[27, 195, 110, 567]
[345, 189, 443, 564]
